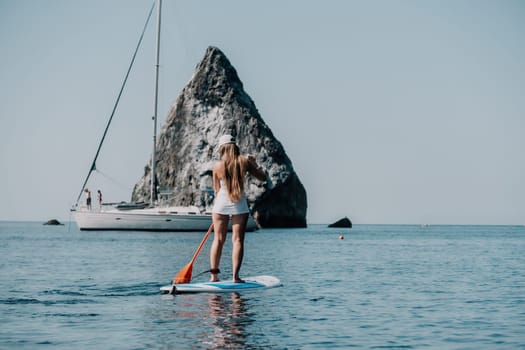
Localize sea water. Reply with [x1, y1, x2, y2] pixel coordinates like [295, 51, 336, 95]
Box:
[1, 222, 524, 349]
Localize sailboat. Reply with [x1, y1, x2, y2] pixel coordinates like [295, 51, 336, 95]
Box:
[72, 0, 256, 231]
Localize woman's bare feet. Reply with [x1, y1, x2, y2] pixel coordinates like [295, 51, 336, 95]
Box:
[209, 268, 220, 282]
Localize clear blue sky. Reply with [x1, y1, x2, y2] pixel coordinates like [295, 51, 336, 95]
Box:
[1, 0, 524, 224]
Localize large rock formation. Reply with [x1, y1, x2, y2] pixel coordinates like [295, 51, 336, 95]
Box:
[132, 46, 307, 228]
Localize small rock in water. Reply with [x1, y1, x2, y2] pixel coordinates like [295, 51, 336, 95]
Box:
[328, 217, 352, 228]
[44, 219, 63, 226]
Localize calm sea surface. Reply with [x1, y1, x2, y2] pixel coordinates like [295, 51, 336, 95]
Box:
[1, 222, 524, 349]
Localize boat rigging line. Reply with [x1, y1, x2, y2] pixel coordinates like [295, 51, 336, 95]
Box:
[95, 169, 134, 193]
[74, 1, 156, 206]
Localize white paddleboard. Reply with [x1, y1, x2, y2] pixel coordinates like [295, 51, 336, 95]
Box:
[160, 275, 281, 294]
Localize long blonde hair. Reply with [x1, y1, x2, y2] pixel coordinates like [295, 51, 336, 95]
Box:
[220, 143, 246, 202]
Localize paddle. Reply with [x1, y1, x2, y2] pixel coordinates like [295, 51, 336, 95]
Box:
[172, 223, 214, 284]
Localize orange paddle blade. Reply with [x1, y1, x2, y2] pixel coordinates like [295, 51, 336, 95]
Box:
[172, 224, 213, 284]
[173, 263, 193, 284]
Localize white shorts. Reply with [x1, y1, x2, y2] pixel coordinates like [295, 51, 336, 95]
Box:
[212, 188, 249, 215]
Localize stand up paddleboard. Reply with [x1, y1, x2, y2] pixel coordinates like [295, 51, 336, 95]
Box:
[160, 275, 281, 294]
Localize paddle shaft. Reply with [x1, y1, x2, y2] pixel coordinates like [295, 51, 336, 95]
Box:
[173, 223, 214, 283]
[189, 223, 214, 265]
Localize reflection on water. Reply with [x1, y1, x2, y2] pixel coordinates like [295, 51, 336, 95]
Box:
[153, 292, 256, 349]
[202, 293, 252, 349]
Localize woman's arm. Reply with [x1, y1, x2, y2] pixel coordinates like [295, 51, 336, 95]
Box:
[212, 162, 222, 194]
[246, 155, 266, 181]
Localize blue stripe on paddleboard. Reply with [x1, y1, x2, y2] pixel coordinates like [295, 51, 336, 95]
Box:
[160, 276, 281, 294]
[180, 281, 264, 290]
[209, 281, 264, 289]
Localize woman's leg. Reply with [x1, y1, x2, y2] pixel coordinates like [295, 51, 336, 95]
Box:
[231, 213, 249, 282]
[210, 213, 229, 282]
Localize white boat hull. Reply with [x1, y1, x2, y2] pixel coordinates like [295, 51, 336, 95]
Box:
[74, 207, 257, 232]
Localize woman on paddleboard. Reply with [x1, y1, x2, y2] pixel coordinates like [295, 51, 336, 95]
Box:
[210, 134, 266, 283]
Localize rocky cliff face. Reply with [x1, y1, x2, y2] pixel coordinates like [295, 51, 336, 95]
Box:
[132, 46, 307, 228]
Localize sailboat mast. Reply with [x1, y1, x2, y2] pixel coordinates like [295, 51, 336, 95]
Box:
[151, 0, 162, 206]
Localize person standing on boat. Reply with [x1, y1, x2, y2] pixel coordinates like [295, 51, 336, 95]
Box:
[210, 134, 266, 283]
[84, 189, 92, 210]
[97, 190, 102, 209]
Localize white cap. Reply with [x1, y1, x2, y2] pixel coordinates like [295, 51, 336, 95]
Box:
[218, 134, 236, 148]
